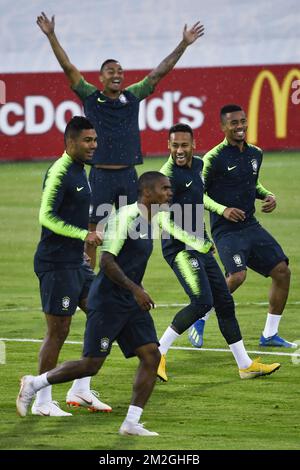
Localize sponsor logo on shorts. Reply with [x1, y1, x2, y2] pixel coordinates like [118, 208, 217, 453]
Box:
[100, 337, 110, 352]
[190, 258, 200, 268]
[62, 296, 70, 310]
[233, 254, 243, 267]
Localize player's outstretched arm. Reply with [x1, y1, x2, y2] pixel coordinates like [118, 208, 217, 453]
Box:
[36, 12, 81, 87]
[147, 21, 204, 87]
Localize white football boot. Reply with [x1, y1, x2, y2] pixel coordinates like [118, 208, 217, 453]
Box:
[32, 400, 72, 416]
[119, 421, 159, 436]
[66, 389, 112, 412]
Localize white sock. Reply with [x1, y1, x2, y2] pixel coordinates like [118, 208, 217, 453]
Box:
[262, 313, 281, 338]
[201, 308, 213, 322]
[124, 405, 143, 424]
[229, 340, 252, 369]
[69, 376, 91, 393]
[159, 326, 180, 355]
[35, 385, 52, 405]
[32, 372, 50, 392]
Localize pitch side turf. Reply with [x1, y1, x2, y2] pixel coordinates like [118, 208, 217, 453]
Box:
[0, 154, 299, 450]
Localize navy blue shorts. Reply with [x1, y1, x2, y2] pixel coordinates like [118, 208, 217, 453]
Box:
[89, 166, 138, 224]
[83, 306, 159, 358]
[36, 264, 95, 316]
[214, 224, 288, 277]
[170, 250, 232, 308]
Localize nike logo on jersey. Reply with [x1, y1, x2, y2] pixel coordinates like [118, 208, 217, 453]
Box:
[186, 181, 193, 187]
[227, 166, 237, 171]
[140, 233, 148, 239]
[97, 98, 106, 103]
[76, 186, 84, 192]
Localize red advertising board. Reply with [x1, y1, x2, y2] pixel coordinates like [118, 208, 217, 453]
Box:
[0, 64, 299, 161]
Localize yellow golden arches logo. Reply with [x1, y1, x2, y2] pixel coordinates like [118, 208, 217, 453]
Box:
[248, 68, 300, 144]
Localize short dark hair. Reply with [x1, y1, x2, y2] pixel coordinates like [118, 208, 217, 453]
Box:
[169, 123, 193, 137]
[138, 171, 166, 197]
[100, 59, 120, 72]
[220, 104, 243, 123]
[64, 116, 94, 144]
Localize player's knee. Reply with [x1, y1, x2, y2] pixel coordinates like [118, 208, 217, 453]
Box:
[228, 270, 246, 288]
[271, 261, 291, 283]
[139, 344, 161, 369]
[84, 357, 102, 376]
[191, 296, 213, 311]
[47, 322, 70, 344]
[215, 295, 235, 319]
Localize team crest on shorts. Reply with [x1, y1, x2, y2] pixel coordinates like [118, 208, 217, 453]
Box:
[190, 258, 200, 269]
[233, 254, 242, 267]
[62, 296, 70, 310]
[100, 337, 110, 352]
[251, 159, 258, 174]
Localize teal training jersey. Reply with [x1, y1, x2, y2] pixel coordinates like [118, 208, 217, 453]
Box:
[73, 76, 154, 166]
[160, 156, 219, 261]
[203, 138, 273, 239]
[34, 152, 90, 272]
[87, 202, 153, 312]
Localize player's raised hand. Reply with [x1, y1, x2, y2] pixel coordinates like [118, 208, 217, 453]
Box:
[37, 12, 55, 36]
[183, 21, 204, 45]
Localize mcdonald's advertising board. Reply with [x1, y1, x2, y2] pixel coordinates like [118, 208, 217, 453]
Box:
[0, 64, 299, 161]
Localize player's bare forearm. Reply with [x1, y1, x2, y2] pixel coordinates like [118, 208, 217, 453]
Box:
[46, 33, 81, 85]
[37, 12, 81, 86]
[148, 21, 204, 86]
[47, 32, 71, 69]
[148, 40, 188, 85]
[101, 252, 138, 292]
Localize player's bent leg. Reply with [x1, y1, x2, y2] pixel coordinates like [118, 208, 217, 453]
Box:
[39, 314, 72, 373]
[132, 343, 160, 408]
[260, 262, 296, 348]
[32, 314, 73, 416]
[160, 302, 212, 376]
[226, 270, 247, 293]
[66, 298, 112, 411]
[268, 261, 291, 313]
[119, 343, 160, 437]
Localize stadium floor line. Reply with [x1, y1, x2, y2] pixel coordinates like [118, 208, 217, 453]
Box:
[1, 337, 299, 358]
[1, 300, 300, 312]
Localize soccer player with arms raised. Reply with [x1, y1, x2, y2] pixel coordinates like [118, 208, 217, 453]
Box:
[37, 12, 204, 269]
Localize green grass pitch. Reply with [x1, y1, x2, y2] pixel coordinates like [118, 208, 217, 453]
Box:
[0, 153, 300, 450]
